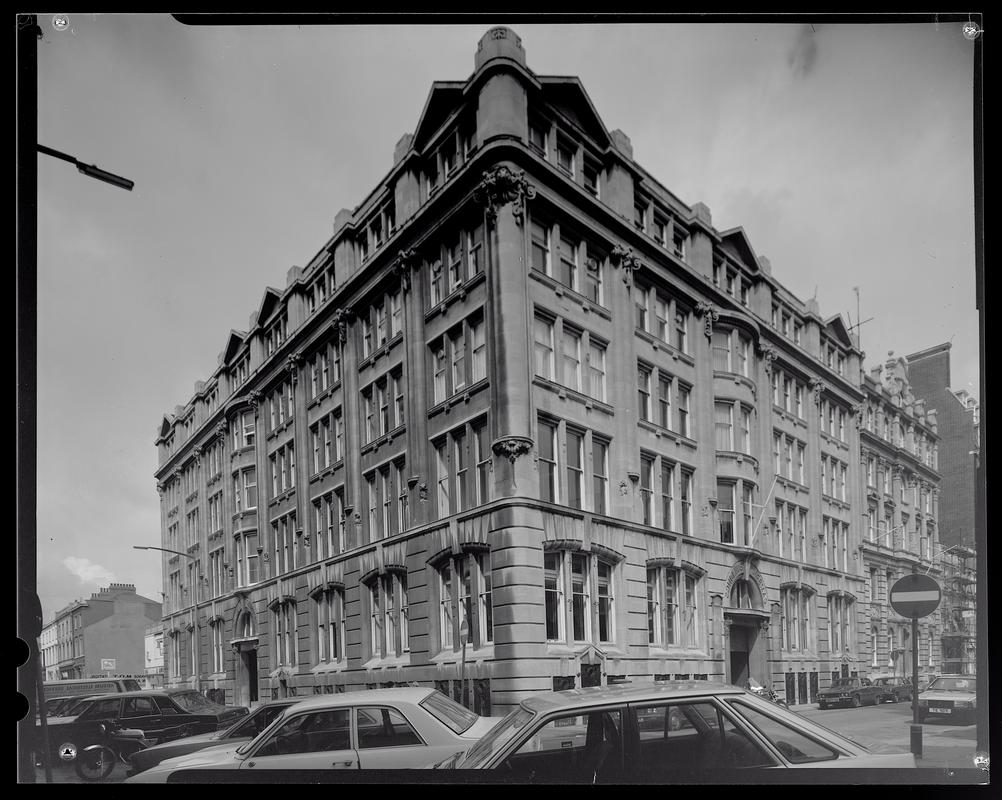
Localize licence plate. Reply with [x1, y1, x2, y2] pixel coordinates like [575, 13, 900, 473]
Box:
[930, 707, 950, 714]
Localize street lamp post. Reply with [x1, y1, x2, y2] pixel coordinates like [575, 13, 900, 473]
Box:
[37, 144, 134, 191]
[133, 545, 195, 561]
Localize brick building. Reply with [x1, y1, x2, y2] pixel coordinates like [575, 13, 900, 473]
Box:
[153, 28, 941, 712]
[905, 343, 979, 674]
[43, 583, 162, 680]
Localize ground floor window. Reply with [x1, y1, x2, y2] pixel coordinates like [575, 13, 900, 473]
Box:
[272, 599, 297, 668]
[313, 587, 346, 666]
[780, 587, 814, 653]
[436, 549, 493, 653]
[545, 548, 619, 646]
[647, 564, 701, 648]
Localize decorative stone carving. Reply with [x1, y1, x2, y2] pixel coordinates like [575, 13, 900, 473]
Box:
[809, 377, 826, 406]
[215, 421, 228, 441]
[286, 352, 303, 383]
[757, 341, 778, 375]
[851, 403, 864, 430]
[247, 389, 263, 409]
[156, 482, 165, 496]
[492, 435, 533, 465]
[610, 245, 642, 285]
[473, 165, 536, 225]
[192, 446, 202, 464]
[332, 308, 354, 344]
[418, 483, 428, 502]
[618, 480, 629, 497]
[694, 301, 719, 338]
[391, 248, 417, 292]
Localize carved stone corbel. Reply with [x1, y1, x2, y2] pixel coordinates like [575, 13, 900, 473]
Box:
[473, 165, 536, 226]
[215, 421, 228, 441]
[247, 389, 263, 409]
[809, 377, 826, 406]
[286, 352, 303, 383]
[757, 341, 778, 375]
[391, 248, 417, 293]
[610, 245, 642, 286]
[694, 301, 719, 338]
[332, 308, 354, 344]
[492, 435, 533, 465]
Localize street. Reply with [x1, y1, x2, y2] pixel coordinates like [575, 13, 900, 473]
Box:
[31, 701, 978, 783]
[794, 701, 978, 769]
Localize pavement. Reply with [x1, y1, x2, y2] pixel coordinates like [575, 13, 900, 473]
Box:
[789, 700, 981, 771]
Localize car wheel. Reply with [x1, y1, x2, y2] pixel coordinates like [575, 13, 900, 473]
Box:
[851, 695, 861, 708]
[818, 702, 827, 710]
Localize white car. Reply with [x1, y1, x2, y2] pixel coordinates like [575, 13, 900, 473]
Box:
[917, 675, 977, 725]
[433, 681, 916, 780]
[125, 687, 499, 782]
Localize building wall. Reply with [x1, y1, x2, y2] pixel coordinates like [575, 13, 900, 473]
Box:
[905, 344, 978, 549]
[153, 27, 941, 711]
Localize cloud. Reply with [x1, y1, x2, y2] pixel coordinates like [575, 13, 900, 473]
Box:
[787, 25, 819, 78]
[63, 556, 117, 586]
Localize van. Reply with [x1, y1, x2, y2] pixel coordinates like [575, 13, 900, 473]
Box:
[42, 677, 144, 699]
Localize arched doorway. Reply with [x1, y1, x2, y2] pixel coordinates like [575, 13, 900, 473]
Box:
[724, 573, 771, 688]
[232, 607, 259, 707]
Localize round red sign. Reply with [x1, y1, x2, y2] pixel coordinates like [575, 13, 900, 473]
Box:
[889, 573, 941, 619]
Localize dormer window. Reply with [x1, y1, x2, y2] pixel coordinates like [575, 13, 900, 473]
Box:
[556, 138, 575, 177]
[583, 159, 600, 197]
[370, 216, 383, 249]
[440, 138, 456, 177]
[633, 201, 647, 233]
[653, 217, 667, 247]
[529, 122, 547, 157]
[672, 227, 686, 259]
[358, 236, 369, 264]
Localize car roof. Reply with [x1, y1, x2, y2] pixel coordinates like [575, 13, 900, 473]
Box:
[273, 687, 435, 713]
[519, 681, 747, 714]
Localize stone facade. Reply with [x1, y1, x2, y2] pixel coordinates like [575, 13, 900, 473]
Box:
[153, 27, 943, 712]
[857, 354, 942, 686]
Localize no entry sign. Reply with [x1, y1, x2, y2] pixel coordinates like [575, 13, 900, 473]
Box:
[889, 573, 941, 619]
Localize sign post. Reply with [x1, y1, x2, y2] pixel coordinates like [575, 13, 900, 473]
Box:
[889, 569, 941, 758]
[459, 619, 469, 710]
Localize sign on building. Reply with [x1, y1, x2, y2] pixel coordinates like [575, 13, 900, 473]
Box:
[100, 658, 117, 671]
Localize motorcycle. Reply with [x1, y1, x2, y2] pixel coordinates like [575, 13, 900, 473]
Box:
[74, 722, 152, 782]
[746, 677, 788, 707]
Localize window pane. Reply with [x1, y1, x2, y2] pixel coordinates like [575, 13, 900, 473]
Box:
[356, 707, 423, 749]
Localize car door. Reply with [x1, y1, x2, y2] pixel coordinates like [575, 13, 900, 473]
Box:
[354, 705, 441, 768]
[495, 706, 627, 783]
[628, 699, 777, 778]
[120, 696, 164, 736]
[859, 678, 880, 704]
[152, 696, 195, 741]
[240, 708, 358, 771]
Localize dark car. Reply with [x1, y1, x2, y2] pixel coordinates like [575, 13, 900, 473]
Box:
[127, 700, 296, 776]
[43, 695, 92, 718]
[42, 689, 248, 764]
[816, 677, 883, 709]
[870, 677, 913, 704]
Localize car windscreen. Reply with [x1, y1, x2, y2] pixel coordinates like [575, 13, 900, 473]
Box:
[927, 677, 975, 692]
[456, 707, 535, 768]
[829, 680, 855, 688]
[171, 692, 219, 712]
[228, 704, 290, 737]
[419, 690, 479, 735]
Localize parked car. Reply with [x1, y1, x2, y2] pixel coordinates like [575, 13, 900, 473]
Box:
[917, 675, 977, 725]
[125, 687, 500, 782]
[870, 677, 914, 704]
[432, 681, 915, 780]
[816, 677, 883, 709]
[43, 695, 91, 718]
[127, 700, 298, 775]
[43, 689, 248, 764]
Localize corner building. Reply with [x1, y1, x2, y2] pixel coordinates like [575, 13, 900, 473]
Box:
[155, 28, 890, 712]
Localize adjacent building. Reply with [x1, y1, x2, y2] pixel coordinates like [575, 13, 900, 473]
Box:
[153, 28, 945, 712]
[857, 354, 942, 686]
[905, 343, 979, 674]
[144, 623, 166, 688]
[43, 583, 162, 680]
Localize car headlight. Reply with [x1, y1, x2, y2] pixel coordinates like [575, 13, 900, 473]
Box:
[918, 700, 928, 707]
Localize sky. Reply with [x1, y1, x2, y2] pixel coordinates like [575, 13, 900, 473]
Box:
[32, 16, 979, 622]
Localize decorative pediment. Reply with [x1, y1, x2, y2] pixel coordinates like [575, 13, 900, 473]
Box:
[823, 314, 854, 348]
[411, 81, 467, 153]
[222, 330, 248, 366]
[718, 227, 761, 273]
[538, 78, 613, 147]
[255, 287, 283, 329]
